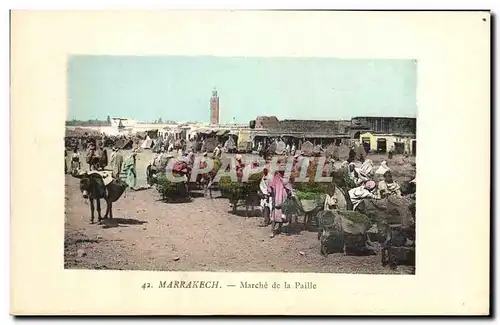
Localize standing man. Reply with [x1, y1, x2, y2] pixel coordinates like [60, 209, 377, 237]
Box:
[110, 146, 124, 179]
[348, 145, 356, 163]
[123, 149, 138, 191]
[71, 145, 81, 174]
[213, 144, 221, 159]
[388, 145, 395, 160]
[85, 142, 98, 171]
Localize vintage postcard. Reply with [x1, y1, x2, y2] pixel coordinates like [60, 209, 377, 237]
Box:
[10, 10, 490, 315]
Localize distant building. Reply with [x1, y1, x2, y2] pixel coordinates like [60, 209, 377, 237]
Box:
[255, 116, 279, 129]
[210, 88, 220, 125]
[351, 116, 417, 135]
[272, 119, 348, 137]
[110, 117, 136, 129]
[360, 131, 416, 155]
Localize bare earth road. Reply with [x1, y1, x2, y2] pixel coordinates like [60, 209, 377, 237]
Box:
[64, 173, 414, 275]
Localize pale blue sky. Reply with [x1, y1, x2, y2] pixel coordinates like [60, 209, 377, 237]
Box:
[67, 56, 417, 123]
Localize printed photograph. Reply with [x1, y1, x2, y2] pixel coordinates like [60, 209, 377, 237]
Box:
[64, 56, 417, 274]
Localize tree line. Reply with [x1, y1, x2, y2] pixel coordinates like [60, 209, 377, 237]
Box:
[66, 115, 174, 126]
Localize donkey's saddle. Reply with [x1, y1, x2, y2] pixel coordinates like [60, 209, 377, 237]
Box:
[87, 170, 114, 186]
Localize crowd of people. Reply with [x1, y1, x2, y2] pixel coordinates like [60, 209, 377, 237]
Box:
[346, 160, 408, 210]
[254, 149, 416, 238]
[65, 133, 416, 239]
[65, 137, 140, 191]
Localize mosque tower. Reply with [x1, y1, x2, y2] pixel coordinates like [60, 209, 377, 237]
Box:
[210, 87, 219, 125]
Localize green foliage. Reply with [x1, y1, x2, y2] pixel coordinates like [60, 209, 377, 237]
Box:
[156, 172, 189, 200]
[65, 119, 109, 126]
[319, 210, 375, 234]
[218, 176, 241, 195]
[218, 172, 263, 200]
[248, 171, 263, 185]
[340, 210, 376, 226]
[295, 190, 325, 201]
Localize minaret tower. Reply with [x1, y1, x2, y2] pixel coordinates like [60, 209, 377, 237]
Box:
[210, 87, 219, 125]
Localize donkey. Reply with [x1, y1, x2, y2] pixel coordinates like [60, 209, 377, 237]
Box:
[72, 170, 128, 224]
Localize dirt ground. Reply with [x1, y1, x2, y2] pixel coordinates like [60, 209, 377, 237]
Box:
[64, 149, 415, 274]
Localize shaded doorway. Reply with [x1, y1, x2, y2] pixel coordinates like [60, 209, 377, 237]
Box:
[377, 138, 387, 153]
[361, 137, 371, 153]
[394, 142, 405, 154]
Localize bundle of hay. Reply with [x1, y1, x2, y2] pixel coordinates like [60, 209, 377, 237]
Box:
[324, 144, 339, 159]
[156, 172, 190, 202]
[295, 190, 325, 213]
[247, 171, 263, 189]
[218, 176, 244, 199]
[295, 190, 325, 201]
[275, 140, 286, 155]
[218, 171, 263, 200]
[317, 209, 378, 256]
[356, 196, 415, 230]
[331, 167, 357, 190]
[338, 145, 350, 159]
[312, 145, 322, 157]
[300, 141, 314, 156]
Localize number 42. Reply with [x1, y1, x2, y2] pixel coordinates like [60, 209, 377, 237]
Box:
[141, 282, 152, 289]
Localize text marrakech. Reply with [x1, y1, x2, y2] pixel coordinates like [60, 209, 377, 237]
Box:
[158, 280, 220, 289]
